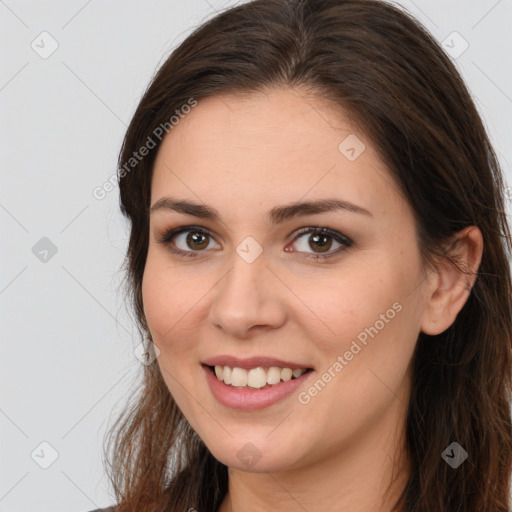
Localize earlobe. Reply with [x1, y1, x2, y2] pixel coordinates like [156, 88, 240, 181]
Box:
[420, 226, 483, 336]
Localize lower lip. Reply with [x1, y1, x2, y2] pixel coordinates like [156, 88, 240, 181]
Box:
[202, 364, 313, 410]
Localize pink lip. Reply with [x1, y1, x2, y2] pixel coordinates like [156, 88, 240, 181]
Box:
[202, 355, 313, 370]
[202, 364, 314, 410]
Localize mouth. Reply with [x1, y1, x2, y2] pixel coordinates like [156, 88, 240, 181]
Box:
[204, 364, 314, 390]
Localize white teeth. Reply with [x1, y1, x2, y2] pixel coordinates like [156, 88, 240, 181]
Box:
[248, 367, 267, 388]
[292, 368, 303, 378]
[231, 367, 247, 387]
[223, 366, 232, 385]
[267, 366, 281, 385]
[281, 368, 293, 381]
[212, 365, 308, 389]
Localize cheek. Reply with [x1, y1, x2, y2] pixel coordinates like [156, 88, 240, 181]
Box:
[301, 257, 421, 404]
[298, 263, 405, 353]
[294, 280, 418, 456]
[142, 265, 173, 340]
[141, 259, 201, 410]
[141, 255, 197, 354]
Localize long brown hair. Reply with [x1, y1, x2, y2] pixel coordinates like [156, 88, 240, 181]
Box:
[103, 1, 512, 510]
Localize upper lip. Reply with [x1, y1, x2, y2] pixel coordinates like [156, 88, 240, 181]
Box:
[202, 355, 313, 370]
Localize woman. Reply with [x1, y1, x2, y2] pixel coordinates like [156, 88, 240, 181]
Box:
[94, 0, 512, 510]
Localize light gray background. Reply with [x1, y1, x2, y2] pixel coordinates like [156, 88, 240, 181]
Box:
[1, 1, 511, 511]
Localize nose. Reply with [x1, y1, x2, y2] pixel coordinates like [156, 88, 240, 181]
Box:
[207, 247, 287, 339]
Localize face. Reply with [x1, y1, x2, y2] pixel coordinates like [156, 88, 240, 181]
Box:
[142, 87, 430, 473]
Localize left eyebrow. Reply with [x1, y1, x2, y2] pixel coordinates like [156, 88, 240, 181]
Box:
[149, 196, 373, 224]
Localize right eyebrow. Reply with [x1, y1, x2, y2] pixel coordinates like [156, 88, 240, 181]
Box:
[149, 196, 373, 224]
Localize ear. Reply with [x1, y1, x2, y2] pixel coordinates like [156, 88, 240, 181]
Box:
[420, 226, 483, 335]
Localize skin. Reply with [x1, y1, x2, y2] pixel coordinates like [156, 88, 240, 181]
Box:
[142, 87, 483, 511]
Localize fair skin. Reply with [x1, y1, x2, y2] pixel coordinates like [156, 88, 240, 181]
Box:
[142, 87, 483, 511]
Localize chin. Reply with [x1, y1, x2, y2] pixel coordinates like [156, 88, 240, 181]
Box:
[205, 433, 306, 473]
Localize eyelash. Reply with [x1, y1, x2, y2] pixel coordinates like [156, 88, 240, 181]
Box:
[155, 225, 353, 261]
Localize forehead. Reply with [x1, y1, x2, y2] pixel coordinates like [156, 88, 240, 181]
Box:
[150, 87, 402, 218]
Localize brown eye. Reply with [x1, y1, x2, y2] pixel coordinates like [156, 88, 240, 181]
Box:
[289, 227, 353, 260]
[156, 226, 220, 258]
[184, 231, 209, 250]
[308, 233, 333, 253]
[157, 225, 352, 261]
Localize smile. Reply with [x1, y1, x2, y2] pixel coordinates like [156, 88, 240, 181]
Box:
[202, 363, 314, 410]
[212, 365, 310, 389]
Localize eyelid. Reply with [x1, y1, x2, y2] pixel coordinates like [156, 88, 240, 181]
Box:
[291, 226, 352, 247]
[156, 224, 353, 260]
[155, 225, 220, 252]
[287, 226, 353, 261]
[156, 224, 212, 242]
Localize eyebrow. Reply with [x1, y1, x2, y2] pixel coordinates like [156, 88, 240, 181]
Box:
[150, 196, 372, 223]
